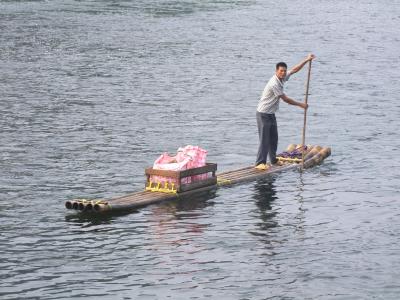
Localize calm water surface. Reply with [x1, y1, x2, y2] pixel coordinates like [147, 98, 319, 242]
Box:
[1, 0, 400, 299]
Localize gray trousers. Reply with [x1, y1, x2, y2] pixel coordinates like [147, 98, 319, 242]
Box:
[256, 112, 278, 165]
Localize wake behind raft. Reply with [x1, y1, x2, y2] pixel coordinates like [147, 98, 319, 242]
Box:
[65, 144, 331, 214]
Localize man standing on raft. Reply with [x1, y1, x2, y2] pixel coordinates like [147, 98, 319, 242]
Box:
[255, 54, 315, 170]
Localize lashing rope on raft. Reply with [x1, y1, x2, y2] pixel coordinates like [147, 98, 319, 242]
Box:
[217, 177, 232, 186]
[74, 198, 107, 205]
[146, 181, 178, 194]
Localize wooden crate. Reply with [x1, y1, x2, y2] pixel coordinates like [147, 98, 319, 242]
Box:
[145, 163, 217, 193]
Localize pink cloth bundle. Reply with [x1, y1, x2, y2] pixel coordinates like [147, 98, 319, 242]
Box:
[151, 145, 208, 186]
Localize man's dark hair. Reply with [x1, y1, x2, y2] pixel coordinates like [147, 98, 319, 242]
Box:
[276, 62, 287, 70]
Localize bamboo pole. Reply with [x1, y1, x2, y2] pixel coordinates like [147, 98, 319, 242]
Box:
[301, 60, 312, 170]
[303, 147, 331, 169]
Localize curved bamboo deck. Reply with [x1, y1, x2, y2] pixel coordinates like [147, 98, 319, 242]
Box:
[65, 145, 331, 214]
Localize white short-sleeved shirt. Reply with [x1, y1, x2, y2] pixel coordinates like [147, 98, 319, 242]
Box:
[257, 71, 292, 114]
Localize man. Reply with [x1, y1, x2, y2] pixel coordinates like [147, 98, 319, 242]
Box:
[255, 54, 315, 170]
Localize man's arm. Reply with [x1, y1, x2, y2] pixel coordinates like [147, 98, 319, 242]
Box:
[288, 54, 315, 75]
[280, 94, 308, 109]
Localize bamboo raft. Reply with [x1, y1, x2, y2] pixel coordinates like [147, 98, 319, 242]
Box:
[65, 144, 331, 213]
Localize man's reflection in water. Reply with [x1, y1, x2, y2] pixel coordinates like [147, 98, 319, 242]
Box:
[252, 177, 279, 232]
[251, 174, 307, 239]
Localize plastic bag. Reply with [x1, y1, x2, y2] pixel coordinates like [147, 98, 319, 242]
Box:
[151, 146, 208, 186]
[177, 145, 207, 181]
